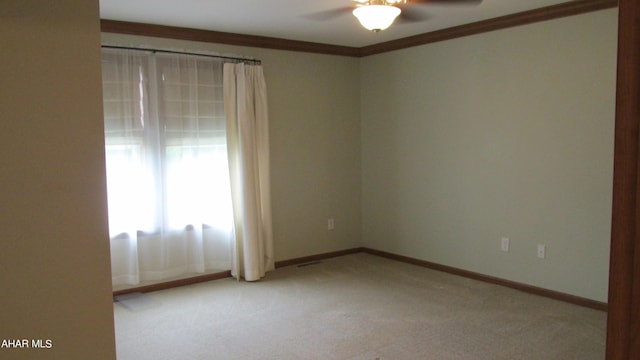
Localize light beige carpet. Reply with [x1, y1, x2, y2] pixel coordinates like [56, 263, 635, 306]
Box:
[113, 253, 606, 360]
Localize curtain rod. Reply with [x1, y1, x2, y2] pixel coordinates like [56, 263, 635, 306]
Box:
[101, 45, 261, 65]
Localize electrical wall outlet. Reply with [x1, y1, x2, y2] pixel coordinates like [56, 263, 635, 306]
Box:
[537, 244, 546, 258]
[328, 218, 335, 231]
[501, 237, 510, 252]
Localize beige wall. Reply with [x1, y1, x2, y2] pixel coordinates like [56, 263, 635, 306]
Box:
[361, 9, 618, 302]
[101, 33, 363, 262]
[0, 1, 116, 359]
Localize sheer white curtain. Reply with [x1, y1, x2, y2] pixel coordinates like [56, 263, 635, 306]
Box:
[224, 63, 275, 281]
[102, 49, 233, 286]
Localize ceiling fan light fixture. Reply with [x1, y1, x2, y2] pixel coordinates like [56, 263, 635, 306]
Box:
[353, 5, 401, 32]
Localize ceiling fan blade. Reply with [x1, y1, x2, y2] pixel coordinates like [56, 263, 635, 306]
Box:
[302, 6, 354, 21]
[407, 0, 482, 5]
[397, 7, 431, 23]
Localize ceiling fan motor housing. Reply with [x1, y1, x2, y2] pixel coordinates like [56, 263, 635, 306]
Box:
[360, 0, 407, 5]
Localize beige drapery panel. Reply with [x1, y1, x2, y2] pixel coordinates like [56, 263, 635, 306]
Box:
[223, 63, 274, 281]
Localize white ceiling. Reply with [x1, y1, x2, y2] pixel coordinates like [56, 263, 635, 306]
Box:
[100, 0, 574, 48]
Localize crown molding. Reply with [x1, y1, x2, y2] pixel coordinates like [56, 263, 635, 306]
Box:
[101, 0, 618, 58]
[100, 19, 361, 57]
[359, 0, 618, 56]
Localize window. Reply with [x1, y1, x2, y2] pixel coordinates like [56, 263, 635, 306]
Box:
[102, 48, 232, 286]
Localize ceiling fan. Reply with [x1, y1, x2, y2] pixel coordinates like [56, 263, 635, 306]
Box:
[307, 0, 482, 32]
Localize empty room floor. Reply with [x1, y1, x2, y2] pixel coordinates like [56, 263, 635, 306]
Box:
[113, 253, 606, 360]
